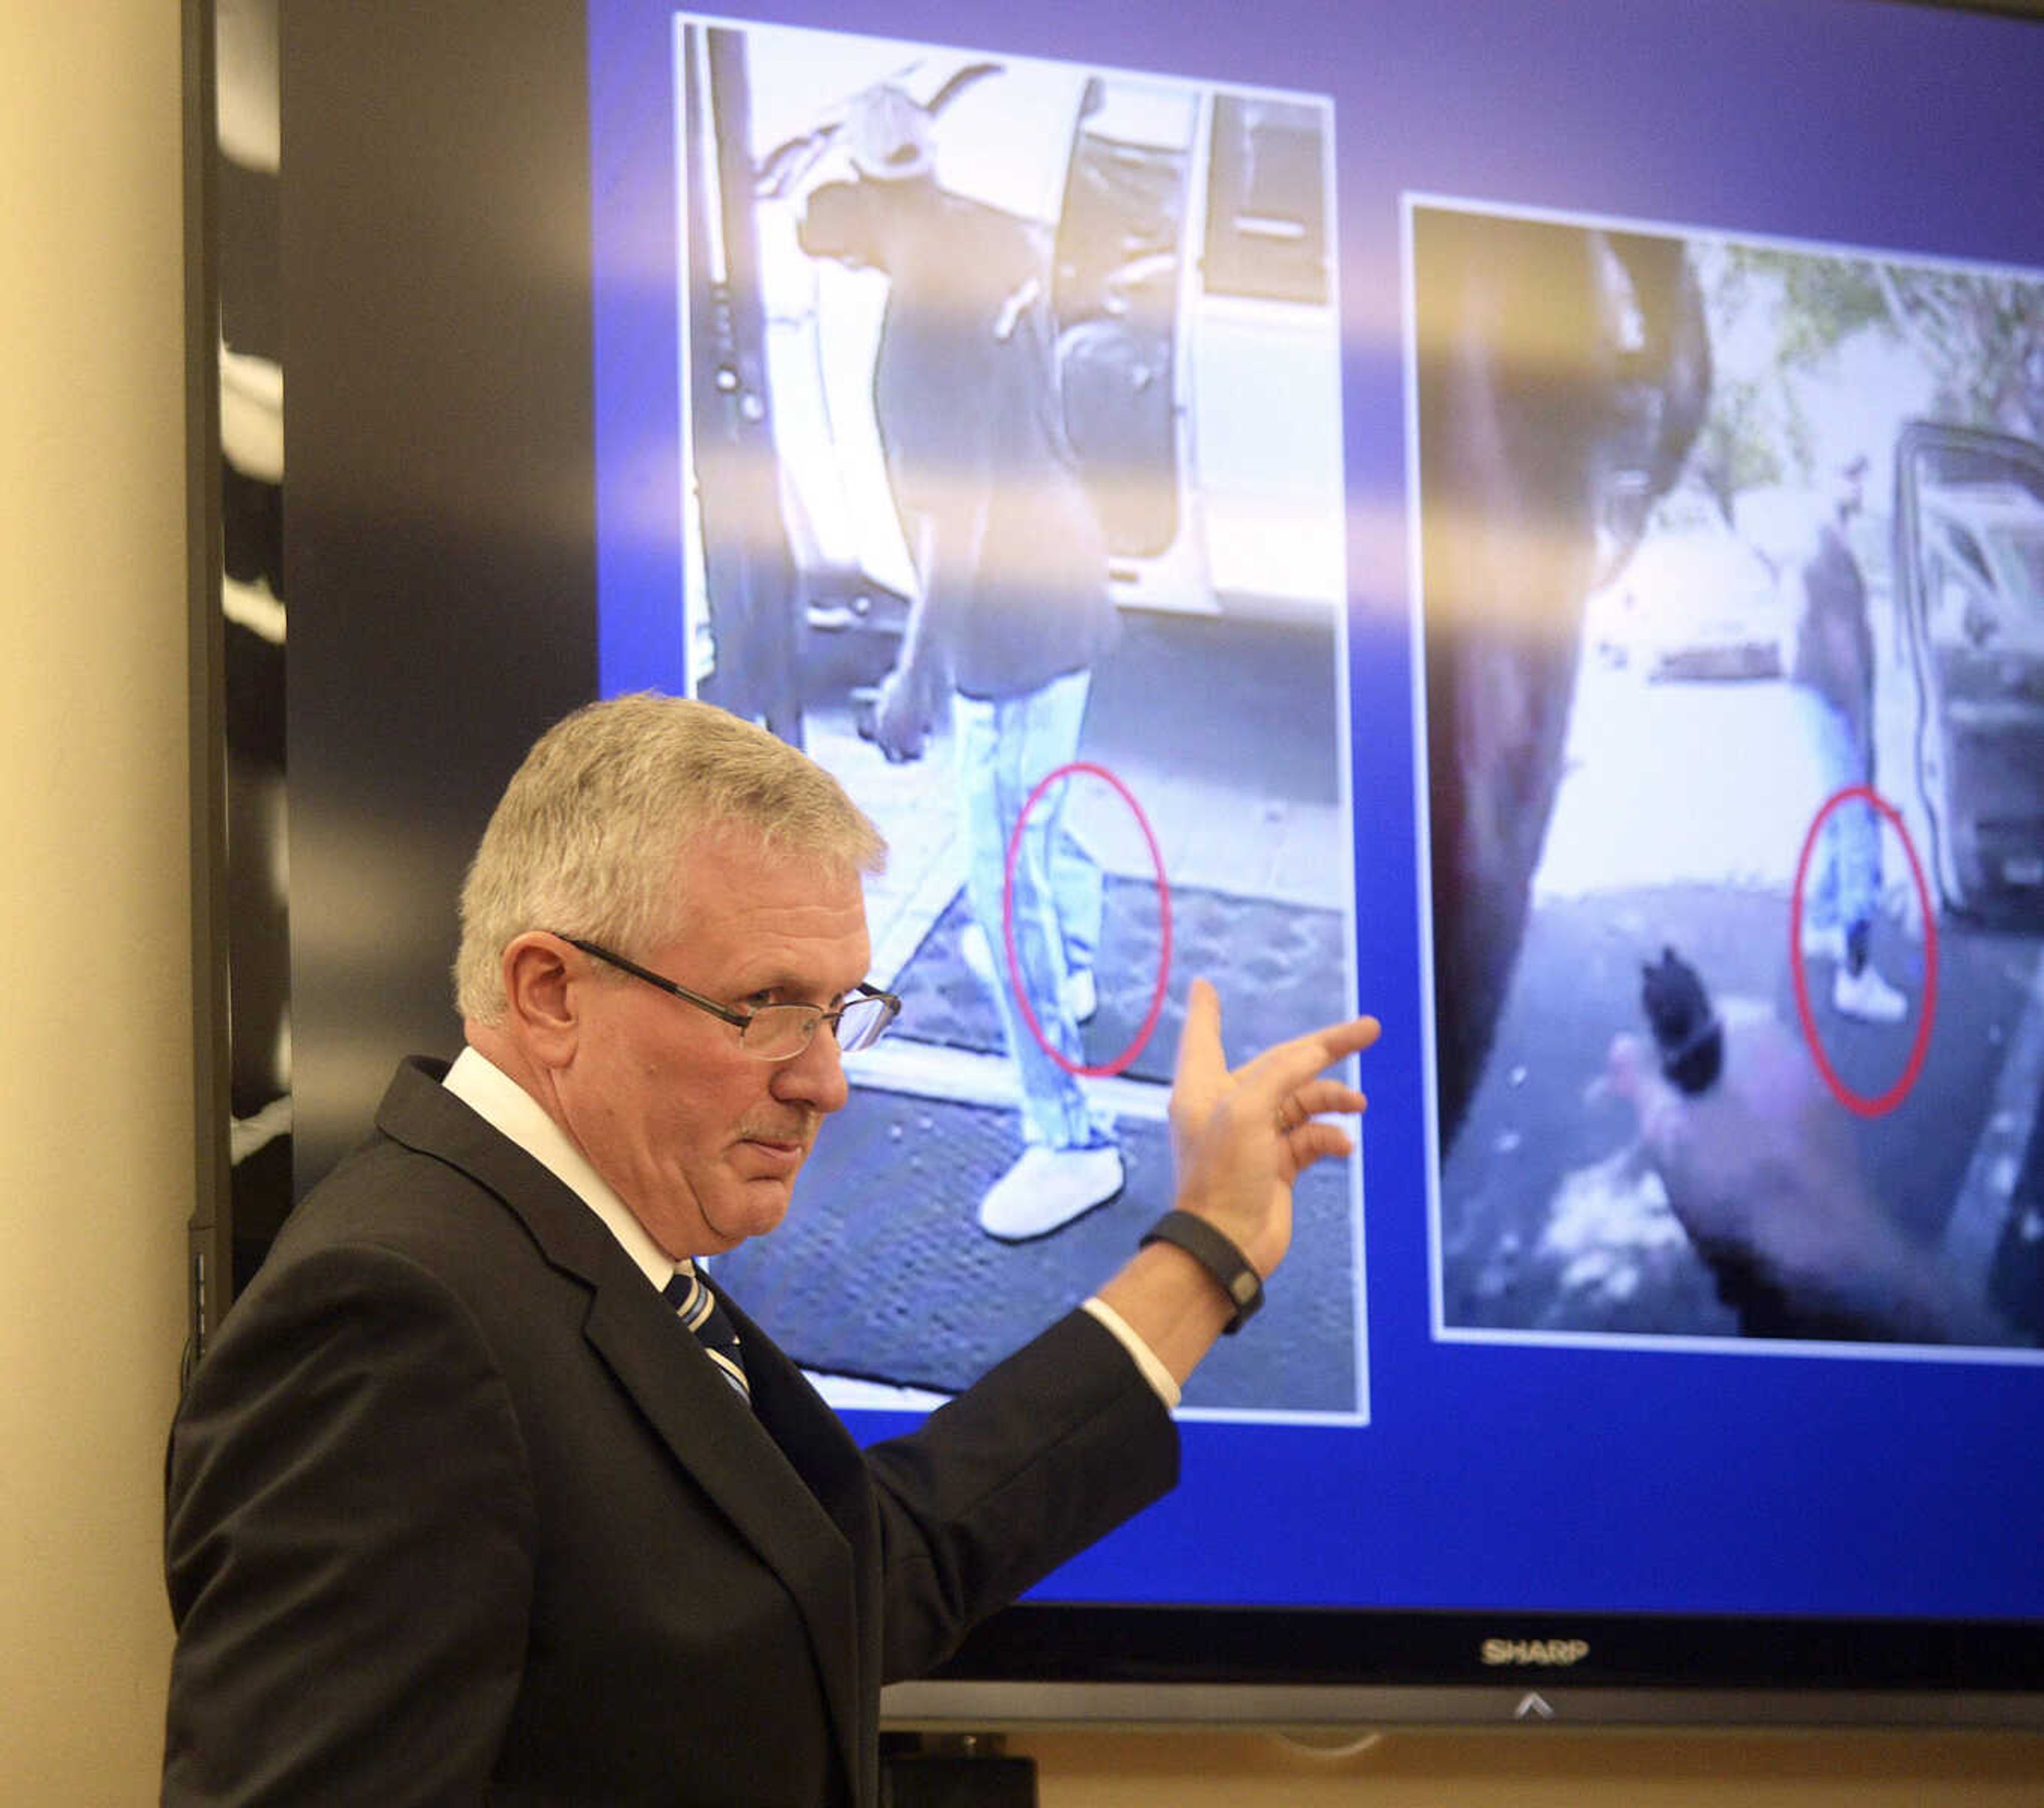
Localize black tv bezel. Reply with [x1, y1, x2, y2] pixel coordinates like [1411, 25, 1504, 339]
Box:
[182, 0, 2044, 1732]
[886, 1604, 2044, 1730]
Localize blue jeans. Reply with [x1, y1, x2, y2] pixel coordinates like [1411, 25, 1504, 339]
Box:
[1795, 687, 1880, 940]
[952, 670, 1111, 1151]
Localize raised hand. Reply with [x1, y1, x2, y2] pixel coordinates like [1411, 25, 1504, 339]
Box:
[1168, 977, 1380, 1280]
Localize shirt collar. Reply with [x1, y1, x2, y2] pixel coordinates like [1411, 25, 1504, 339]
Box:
[442, 1044, 689, 1294]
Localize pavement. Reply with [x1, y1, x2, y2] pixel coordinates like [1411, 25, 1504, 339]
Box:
[886, 877, 1346, 1087]
[748, 605, 1370, 1418]
[1437, 879, 2044, 1343]
[713, 1078, 1361, 1413]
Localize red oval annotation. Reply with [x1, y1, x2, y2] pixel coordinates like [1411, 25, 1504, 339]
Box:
[1789, 784, 1937, 1118]
[1000, 761, 1172, 1078]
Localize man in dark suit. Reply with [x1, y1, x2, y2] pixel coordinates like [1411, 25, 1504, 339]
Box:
[162, 694, 1379, 1804]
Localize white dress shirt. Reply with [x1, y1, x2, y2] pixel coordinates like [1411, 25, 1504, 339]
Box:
[440, 1046, 1178, 1407]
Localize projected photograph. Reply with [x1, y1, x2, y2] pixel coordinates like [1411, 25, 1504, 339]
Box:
[673, 18, 1362, 1418]
[1417, 201, 2044, 1356]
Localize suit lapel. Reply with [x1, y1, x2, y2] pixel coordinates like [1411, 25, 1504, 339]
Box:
[580, 1286, 867, 1788]
[718, 1286, 881, 1797]
[376, 1060, 869, 1795]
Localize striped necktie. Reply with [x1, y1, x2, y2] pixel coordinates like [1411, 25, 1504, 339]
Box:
[663, 1264, 750, 1403]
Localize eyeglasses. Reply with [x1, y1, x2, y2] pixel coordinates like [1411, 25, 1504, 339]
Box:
[558, 935, 901, 1061]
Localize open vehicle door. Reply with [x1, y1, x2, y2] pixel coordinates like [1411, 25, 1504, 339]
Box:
[682, 24, 804, 744]
[1893, 420, 2044, 921]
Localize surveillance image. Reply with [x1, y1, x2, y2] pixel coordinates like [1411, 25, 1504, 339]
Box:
[668, 18, 1365, 1417]
[1416, 202, 2044, 1357]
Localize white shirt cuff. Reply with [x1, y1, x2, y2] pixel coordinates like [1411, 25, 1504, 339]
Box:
[1081, 1296, 1181, 1410]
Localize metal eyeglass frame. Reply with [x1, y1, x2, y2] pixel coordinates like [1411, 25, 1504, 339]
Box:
[557, 934, 901, 1059]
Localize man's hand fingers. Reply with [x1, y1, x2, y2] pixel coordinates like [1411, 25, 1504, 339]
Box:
[1242, 1014, 1381, 1113]
[1172, 977, 1224, 1094]
[1289, 1076, 1370, 1122]
[1284, 1120, 1355, 1171]
[1165, 992, 1380, 1280]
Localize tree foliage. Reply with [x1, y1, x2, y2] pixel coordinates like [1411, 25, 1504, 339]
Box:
[1718, 244, 2044, 444]
[1872, 263, 2044, 441]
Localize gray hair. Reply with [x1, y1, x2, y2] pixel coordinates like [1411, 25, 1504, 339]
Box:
[454, 693, 886, 1024]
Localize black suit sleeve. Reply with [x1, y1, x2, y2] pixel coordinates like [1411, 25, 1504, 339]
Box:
[164, 1243, 537, 1805]
[863, 1310, 1177, 1682]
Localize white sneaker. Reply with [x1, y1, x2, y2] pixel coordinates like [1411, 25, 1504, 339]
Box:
[959, 923, 1098, 1024]
[978, 1144, 1125, 1240]
[1800, 923, 1848, 963]
[1833, 963, 1908, 1024]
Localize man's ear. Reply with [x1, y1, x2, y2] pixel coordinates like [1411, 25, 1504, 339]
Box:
[500, 933, 580, 1068]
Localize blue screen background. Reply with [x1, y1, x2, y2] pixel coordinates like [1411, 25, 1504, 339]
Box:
[586, 0, 2044, 1622]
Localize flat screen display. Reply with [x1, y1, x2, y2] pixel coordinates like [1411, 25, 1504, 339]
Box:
[242, 0, 2044, 1722]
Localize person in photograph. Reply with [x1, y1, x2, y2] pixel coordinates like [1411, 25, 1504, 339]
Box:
[162, 693, 1380, 1805]
[798, 83, 1126, 1240]
[1790, 451, 1910, 1025]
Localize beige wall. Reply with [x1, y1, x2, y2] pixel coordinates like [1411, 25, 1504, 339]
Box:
[0, 2, 2037, 1802]
[1011, 1725, 2043, 1804]
[2, 1, 193, 1801]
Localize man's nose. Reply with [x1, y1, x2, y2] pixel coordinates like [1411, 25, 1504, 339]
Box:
[771, 1021, 850, 1115]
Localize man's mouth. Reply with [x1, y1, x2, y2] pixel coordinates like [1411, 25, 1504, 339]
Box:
[736, 1123, 813, 1160]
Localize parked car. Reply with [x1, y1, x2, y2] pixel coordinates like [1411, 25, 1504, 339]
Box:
[1596, 514, 1786, 683]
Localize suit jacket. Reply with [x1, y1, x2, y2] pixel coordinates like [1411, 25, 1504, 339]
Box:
[164, 1059, 1177, 1805]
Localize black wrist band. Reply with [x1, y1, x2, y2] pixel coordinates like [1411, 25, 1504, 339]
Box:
[1139, 1210, 1264, 1334]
